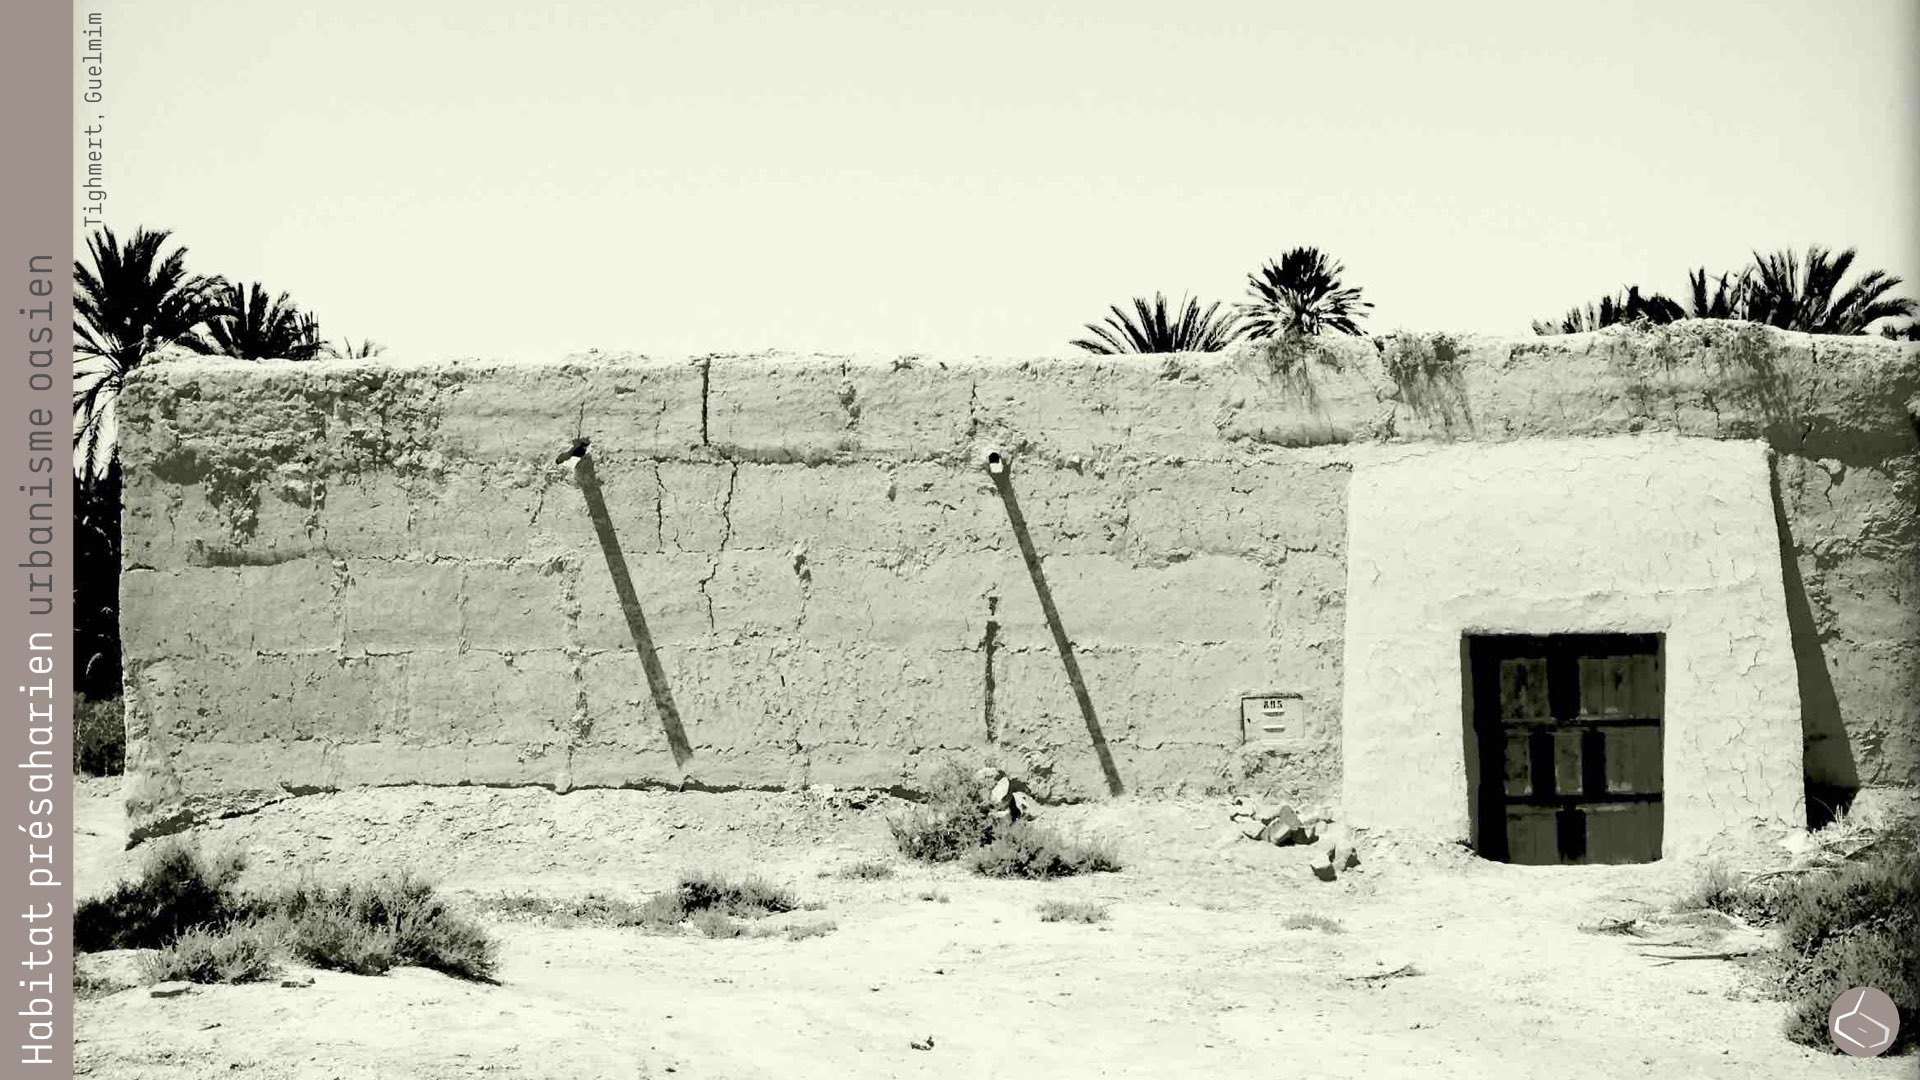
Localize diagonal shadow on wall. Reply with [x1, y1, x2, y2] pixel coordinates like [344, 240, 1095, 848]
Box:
[1769, 453, 1856, 828]
[574, 451, 695, 766]
[986, 452, 1124, 797]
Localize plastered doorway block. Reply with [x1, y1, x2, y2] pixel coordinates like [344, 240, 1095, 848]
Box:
[1340, 436, 1803, 857]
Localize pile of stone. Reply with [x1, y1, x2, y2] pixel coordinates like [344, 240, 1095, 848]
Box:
[1229, 799, 1361, 881]
[977, 767, 1038, 828]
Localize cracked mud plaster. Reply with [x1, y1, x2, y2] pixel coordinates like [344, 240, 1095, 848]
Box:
[1342, 437, 1806, 856]
[115, 328, 1919, 836]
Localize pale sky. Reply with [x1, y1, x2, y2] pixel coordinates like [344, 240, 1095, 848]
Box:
[77, 0, 1920, 360]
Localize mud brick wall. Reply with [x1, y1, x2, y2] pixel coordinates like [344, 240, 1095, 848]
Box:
[116, 323, 1919, 839]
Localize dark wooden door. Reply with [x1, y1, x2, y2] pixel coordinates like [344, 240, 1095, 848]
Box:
[1469, 634, 1664, 864]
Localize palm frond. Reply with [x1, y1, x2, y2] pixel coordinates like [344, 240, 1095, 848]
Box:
[198, 282, 326, 361]
[70, 226, 221, 482]
[1070, 292, 1249, 354]
[1743, 246, 1917, 335]
[1236, 247, 1372, 339]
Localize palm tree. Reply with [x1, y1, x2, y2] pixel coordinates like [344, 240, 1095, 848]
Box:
[1537, 248, 1915, 337]
[1238, 247, 1372, 338]
[328, 338, 385, 359]
[1686, 267, 1753, 320]
[73, 226, 225, 482]
[73, 459, 123, 698]
[195, 282, 326, 361]
[1532, 285, 1685, 335]
[1741, 246, 1916, 335]
[1070, 292, 1250, 354]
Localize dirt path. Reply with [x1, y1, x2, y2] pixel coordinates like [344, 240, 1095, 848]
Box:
[73, 779, 1910, 1078]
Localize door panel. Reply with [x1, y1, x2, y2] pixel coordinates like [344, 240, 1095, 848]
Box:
[1470, 634, 1664, 864]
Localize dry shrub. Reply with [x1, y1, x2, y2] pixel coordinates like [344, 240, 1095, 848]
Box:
[76, 840, 246, 952]
[140, 921, 282, 985]
[1770, 849, 1918, 1053]
[968, 821, 1121, 880]
[264, 872, 498, 983]
[77, 840, 498, 985]
[889, 761, 995, 863]
[891, 760, 1121, 880]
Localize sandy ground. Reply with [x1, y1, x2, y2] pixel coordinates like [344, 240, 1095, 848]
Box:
[72, 777, 1913, 1079]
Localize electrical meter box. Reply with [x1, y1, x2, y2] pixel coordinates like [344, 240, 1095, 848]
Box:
[1240, 692, 1307, 745]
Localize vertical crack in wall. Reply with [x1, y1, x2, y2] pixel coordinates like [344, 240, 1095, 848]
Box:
[696, 462, 740, 632]
[560, 552, 588, 792]
[697, 356, 712, 447]
[981, 593, 1000, 743]
[652, 462, 667, 548]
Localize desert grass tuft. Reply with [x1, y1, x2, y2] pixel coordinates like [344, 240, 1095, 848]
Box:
[1670, 862, 1750, 917]
[837, 859, 896, 881]
[1036, 899, 1109, 924]
[1280, 912, 1344, 933]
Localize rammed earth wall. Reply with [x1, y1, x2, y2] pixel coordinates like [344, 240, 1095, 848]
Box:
[116, 323, 1920, 848]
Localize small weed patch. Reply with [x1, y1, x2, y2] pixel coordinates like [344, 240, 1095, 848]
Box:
[481, 874, 814, 939]
[689, 909, 748, 939]
[1037, 900, 1109, 924]
[73, 970, 124, 1002]
[776, 920, 837, 941]
[837, 860, 896, 880]
[675, 872, 798, 917]
[917, 889, 950, 904]
[1281, 912, 1344, 933]
[479, 892, 670, 929]
[1671, 862, 1751, 917]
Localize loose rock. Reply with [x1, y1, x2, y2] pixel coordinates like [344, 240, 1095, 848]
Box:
[1260, 807, 1314, 846]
